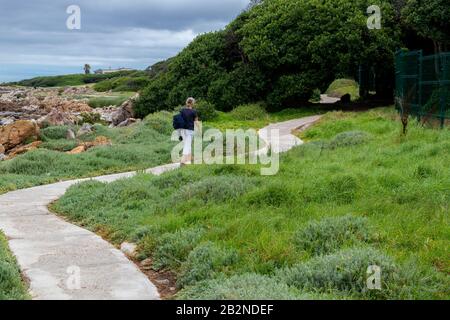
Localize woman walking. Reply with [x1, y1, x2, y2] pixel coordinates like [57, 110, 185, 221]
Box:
[180, 97, 198, 165]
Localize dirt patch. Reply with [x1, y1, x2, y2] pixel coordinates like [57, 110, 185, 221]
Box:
[131, 258, 179, 300]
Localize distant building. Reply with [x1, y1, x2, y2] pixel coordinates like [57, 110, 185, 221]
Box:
[94, 67, 135, 75]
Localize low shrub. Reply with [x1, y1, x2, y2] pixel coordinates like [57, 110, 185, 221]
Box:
[277, 247, 397, 299]
[177, 242, 238, 288]
[87, 96, 129, 108]
[40, 126, 73, 141]
[196, 100, 218, 121]
[294, 215, 370, 255]
[327, 131, 370, 150]
[40, 139, 78, 152]
[152, 228, 204, 271]
[80, 112, 104, 125]
[173, 176, 255, 205]
[230, 103, 268, 121]
[177, 273, 310, 300]
[310, 89, 321, 102]
[144, 111, 174, 135]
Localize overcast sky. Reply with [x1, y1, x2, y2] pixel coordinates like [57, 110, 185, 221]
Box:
[0, 0, 249, 82]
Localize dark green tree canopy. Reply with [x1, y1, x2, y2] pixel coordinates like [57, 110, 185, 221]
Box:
[134, 0, 442, 117]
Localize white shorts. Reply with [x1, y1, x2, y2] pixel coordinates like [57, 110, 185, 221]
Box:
[182, 129, 194, 156]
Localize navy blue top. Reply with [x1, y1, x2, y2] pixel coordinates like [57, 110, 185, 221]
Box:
[180, 108, 198, 130]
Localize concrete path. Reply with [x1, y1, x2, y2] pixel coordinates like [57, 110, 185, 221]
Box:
[0, 115, 321, 300]
[0, 164, 179, 300]
[258, 115, 322, 153]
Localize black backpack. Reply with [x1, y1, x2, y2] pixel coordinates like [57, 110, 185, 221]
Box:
[173, 113, 186, 130]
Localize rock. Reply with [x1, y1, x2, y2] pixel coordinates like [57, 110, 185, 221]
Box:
[66, 145, 86, 155]
[340, 93, 351, 103]
[120, 242, 137, 257]
[140, 258, 154, 270]
[0, 153, 5, 161]
[0, 144, 4, 154]
[66, 136, 111, 155]
[6, 141, 42, 159]
[0, 120, 40, 151]
[76, 123, 93, 137]
[0, 117, 15, 126]
[117, 118, 138, 127]
[155, 279, 170, 285]
[66, 129, 76, 140]
[40, 108, 74, 126]
[83, 136, 112, 149]
[111, 94, 138, 126]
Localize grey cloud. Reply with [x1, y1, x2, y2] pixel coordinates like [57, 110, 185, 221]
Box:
[0, 0, 249, 81]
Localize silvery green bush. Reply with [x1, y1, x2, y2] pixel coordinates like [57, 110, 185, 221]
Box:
[178, 273, 312, 300]
[294, 215, 370, 255]
[152, 228, 204, 271]
[177, 242, 238, 288]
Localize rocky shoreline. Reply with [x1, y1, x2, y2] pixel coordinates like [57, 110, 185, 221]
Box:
[0, 86, 140, 160]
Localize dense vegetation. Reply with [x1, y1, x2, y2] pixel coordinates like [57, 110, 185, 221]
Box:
[0, 232, 29, 300]
[87, 92, 135, 109]
[0, 107, 314, 195]
[326, 79, 360, 101]
[7, 70, 151, 93]
[53, 109, 450, 300]
[133, 0, 448, 117]
[9, 71, 136, 87]
[0, 114, 175, 194]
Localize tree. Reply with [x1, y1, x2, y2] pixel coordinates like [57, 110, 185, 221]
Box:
[136, 0, 403, 116]
[84, 64, 91, 75]
[402, 0, 450, 53]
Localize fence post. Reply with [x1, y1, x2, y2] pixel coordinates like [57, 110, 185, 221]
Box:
[417, 50, 423, 122]
[440, 68, 445, 129]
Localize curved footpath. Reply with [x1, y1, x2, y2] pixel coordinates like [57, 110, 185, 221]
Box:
[0, 115, 321, 300]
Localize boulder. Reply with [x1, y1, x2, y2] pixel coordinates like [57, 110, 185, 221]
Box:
[111, 94, 138, 126]
[120, 242, 137, 257]
[66, 145, 86, 155]
[0, 144, 4, 154]
[0, 117, 15, 126]
[83, 136, 111, 149]
[0, 120, 39, 151]
[40, 108, 74, 126]
[0, 153, 5, 161]
[76, 123, 93, 137]
[66, 136, 111, 155]
[117, 118, 139, 127]
[6, 141, 42, 160]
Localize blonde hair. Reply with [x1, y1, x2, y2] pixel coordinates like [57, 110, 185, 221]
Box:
[186, 97, 196, 106]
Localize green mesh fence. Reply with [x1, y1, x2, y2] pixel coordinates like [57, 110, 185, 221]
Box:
[395, 50, 450, 127]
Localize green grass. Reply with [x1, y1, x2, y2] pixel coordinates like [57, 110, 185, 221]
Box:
[87, 92, 134, 108]
[326, 79, 360, 101]
[0, 112, 177, 194]
[51, 108, 450, 300]
[0, 232, 29, 300]
[7, 71, 140, 87]
[207, 106, 320, 131]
